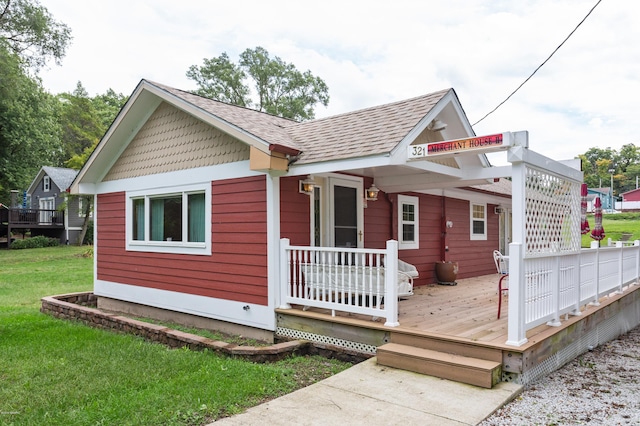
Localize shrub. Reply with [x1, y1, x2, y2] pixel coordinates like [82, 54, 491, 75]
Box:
[11, 235, 60, 249]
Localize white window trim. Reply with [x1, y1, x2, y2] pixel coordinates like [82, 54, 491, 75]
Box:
[43, 176, 51, 192]
[398, 195, 419, 250]
[470, 203, 487, 241]
[78, 197, 93, 218]
[126, 183, 211, 255]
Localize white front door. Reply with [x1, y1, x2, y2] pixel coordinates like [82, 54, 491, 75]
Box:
[328, 177, 364, 248]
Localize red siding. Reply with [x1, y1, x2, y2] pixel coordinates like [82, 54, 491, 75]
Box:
[280, 176, 311, 245]
[441, 198, 500, 280]
[96, 176, 269, 305]
[383, 192, 500, 285]
[623, 188, 640, 201]
[363, 177, 392, 249]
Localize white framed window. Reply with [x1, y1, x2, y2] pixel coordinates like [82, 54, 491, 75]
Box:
[43, 176, 51, 192]
[398, 195, 419, 250]
[126, 183, 211, 255]
[78, 197, 93, 218]
[470, 203, 487, 240]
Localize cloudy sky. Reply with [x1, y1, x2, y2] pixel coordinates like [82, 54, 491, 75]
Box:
[39, 0, 638, 163]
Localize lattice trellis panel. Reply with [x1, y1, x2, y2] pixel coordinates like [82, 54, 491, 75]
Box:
[524, 166, 582, 257]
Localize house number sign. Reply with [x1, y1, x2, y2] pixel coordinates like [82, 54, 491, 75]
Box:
[409, 132, 513, 159]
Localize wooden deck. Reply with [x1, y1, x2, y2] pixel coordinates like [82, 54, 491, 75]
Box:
[277, 273, 640, 386]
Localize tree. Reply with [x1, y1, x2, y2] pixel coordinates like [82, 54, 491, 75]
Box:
[0, 44, 64, 205]
[0, 0, 71, 205]
[58, 82, 103, 160]
[91, 88, 128, 130]
[187, 46, 329, 121]
[0, 0, 72, 70]
[614, 144, 640, 173]
[58, 82, 128, 163]
[579, 144, 640, 199]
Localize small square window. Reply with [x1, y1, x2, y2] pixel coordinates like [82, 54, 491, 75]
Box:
[470, 203, 487, 240]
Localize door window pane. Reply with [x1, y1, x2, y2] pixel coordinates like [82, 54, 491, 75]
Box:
[334, 186, 357, 248]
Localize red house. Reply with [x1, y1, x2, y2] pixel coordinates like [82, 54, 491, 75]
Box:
[70, 80, 512, 339]
[621, 187, 640, 201]
[69, 79, 640, 388]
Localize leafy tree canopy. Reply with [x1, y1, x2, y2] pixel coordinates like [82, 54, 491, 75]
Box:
[579, 144, 640, 198]
[0, 44, 63, 205]
[187, 46, 329, 121]
[62, 83, 128, 169]
[0, 0, 72, 70]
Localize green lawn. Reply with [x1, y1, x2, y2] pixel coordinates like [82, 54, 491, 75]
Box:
[0, 246, 351, 425]
[581, 213, 640, 247]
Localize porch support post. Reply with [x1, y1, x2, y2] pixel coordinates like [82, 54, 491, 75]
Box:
[506, 243, 527, 345]
[267, 174, 282, 329]
[506, 149, 528, 346]
[279, 238, 292, 309]
[384, 240, 399, 327]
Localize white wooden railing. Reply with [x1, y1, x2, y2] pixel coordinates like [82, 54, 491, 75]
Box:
[507, 241, 640, 345]
[279, 238, 400, 326]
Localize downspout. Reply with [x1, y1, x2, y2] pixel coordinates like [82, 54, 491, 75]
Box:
[386, 192, 394, 241]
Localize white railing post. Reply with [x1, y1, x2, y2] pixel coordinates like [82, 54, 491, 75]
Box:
[547, 255, 561, 326]
[506, 242, 527, 346]
[384, 240, 399, 327]
[635, 241, 640, 285]
[589, 241, 601, 306]
[616, 241, 624, 294]
[279, 238, 292, 309]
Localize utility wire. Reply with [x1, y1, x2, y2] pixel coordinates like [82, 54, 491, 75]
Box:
[472, 0, 603, 126]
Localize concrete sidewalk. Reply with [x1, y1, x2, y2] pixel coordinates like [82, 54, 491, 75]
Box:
[210, 357, 523, 425]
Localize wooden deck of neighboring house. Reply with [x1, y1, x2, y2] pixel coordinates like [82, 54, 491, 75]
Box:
[276, 273, 640, 388]
[0, 208, 65, 247]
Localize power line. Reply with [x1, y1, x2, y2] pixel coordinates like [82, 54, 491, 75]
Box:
[472, 0, 603, 127]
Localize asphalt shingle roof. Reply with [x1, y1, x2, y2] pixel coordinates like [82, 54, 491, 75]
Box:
[149, 81, 450, 165]
[42, 166, 78, 192]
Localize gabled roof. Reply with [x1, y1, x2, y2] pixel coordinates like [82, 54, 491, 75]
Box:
[151, 82, 302, 153]
[589, 187, 612, 196]
[620, 187, 640, 196]
[28, 166, 78, 194]
[71, 79, 471, 193]
[287, 90, 450, 164]
[150, 81, 452, 164]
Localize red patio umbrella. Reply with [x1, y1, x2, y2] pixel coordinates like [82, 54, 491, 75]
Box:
[590, 197, 605, 241]
[580, 183, 590, 235]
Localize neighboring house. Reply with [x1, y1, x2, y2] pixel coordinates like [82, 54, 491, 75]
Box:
[622, 188, 640, 201]
[69, 80, 640, 387]
[588, 187, 616, 211]
[616, 187, 640, 212]
[27, 166, 87, 244]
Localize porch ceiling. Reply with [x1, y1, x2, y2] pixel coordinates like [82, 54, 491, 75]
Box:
[344, 160, 513, 193]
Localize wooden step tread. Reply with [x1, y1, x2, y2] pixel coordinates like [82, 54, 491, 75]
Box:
[378, 343, 501, 369]
[376, 343, 502, 388]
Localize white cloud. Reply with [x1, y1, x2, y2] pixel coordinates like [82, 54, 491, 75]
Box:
[39, 0, 639, 162]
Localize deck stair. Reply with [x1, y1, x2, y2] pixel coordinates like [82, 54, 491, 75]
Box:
[376, 333, 503, 389]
